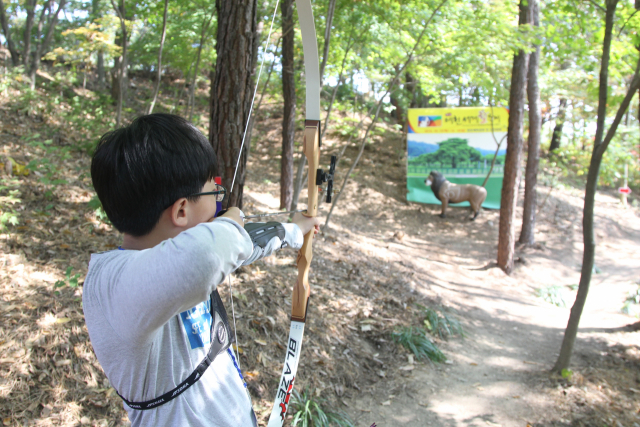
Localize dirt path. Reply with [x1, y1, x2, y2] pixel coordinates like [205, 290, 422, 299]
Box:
[336, 187, 640, 426]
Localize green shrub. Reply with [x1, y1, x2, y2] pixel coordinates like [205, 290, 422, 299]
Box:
[422, 306, 465, 340]
[289, 388, 354, 427]
[391, 326, 446, 363]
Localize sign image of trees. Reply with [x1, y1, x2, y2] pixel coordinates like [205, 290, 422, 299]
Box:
[408, 137, 505, 177]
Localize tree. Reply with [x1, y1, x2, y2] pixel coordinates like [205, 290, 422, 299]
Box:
[209, 0, 258, 209]
[424, 138, 482, 168]
[110, 0, 128, 127]
[27, 0, 66, 89]
[280, 0, 295, 210]
[552, 0, 640, 373]
[519, 0, 541, 246]
[497, 0, 531, 274]
[549, 98, 568, 152]
[148, 0, 168, 115]
[0, 0, 20, 66]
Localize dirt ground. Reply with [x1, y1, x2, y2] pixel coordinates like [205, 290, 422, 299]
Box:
[1, 91, 639, 427]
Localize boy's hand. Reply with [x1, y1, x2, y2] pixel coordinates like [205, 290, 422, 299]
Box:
[292, 212, 321, 236]
[219, 207, 245, 226]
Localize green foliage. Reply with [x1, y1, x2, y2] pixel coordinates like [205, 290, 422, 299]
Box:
[422, 306, 464, 340]
[535, 285, 567, 308]
[54, 266, 81, 295]
[621, 283, 640, 317]
[88, 195, 109, 223]
[561, 368, 573, 380]
[409, 138, 483, 168]
[289, 388, 354, 427]
[391, 326, 446, 363]
[0, 177, 21, 231]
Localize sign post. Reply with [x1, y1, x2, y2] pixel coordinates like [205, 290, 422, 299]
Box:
[619, 164, 630, 207]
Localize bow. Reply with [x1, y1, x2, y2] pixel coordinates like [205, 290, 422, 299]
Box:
[265, 1, 322, 425]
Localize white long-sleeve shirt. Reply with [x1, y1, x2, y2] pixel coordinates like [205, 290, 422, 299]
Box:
[82, 218, 302, 427]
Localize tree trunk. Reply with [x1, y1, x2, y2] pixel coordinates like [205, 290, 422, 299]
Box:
[209, 0, 258, 209]
[111, 0, 127, 127]
[29, 0, 65, 89]
[318, 0, 336, 86]
[497, 0, 531, 274]
[148, 0, 168, 114]
[22, 0, 36, 69]
[91, 0, 105, 88]
[0, 0, 20, 66]
[552, 0, 640, 374]
[280, 0, 295, 210]
[519, 0, 541, 246]
[549, 98, 567, 152]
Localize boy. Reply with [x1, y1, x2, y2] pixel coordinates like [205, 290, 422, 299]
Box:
[84, 114, 319, 426]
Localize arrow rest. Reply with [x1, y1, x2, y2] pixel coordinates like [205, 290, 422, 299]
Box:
[315, 155, 337, 203]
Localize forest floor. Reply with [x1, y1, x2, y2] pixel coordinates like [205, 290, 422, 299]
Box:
[0, 74, 639, 427]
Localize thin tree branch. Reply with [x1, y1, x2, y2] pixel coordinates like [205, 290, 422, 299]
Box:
[324, 0, 449, 230]
[585, 0, 606, 13]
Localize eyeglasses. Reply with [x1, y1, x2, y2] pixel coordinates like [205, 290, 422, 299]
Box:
[188, 184, 227, 203]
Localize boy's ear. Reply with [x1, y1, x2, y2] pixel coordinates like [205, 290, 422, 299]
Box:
[169, 198, 190, 228]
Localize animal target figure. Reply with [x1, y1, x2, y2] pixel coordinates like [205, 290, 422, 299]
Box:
[425, 171, 487, 220]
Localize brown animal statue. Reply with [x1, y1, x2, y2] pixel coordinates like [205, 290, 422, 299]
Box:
[425, 171, 487, 220]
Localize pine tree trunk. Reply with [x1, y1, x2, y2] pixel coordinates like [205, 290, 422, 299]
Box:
[552, 0, 640, 374]
[549, 98, 567, 152]
[209, 0, 258, 209]
[497, 0, 531, 274]
[280, 0, 295, 210]
[519, 0, 541, 246]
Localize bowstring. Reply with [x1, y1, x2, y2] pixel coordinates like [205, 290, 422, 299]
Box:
[228, 0, 281, 369]
[230, 0, 282, 193]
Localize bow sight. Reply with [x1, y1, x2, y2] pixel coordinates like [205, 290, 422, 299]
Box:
[316, 155, 337, 203]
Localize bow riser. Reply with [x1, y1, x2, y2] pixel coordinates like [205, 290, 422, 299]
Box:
[291, 121, 320, 322]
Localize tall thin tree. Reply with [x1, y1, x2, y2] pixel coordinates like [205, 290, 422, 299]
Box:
[553, 0, 640, 373]
[497, 0, 531, 274]
[519, 0, 541, 246]
[148, 0, 168, 114]
[111, 0, 128, 127]
[0, 0, 20, 66]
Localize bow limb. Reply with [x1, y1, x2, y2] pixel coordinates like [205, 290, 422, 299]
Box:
[267, 1, 320, 425]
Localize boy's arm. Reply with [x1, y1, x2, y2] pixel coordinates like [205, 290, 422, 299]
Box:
[241, 222, 303, 265]
[100, 218, 252, 343]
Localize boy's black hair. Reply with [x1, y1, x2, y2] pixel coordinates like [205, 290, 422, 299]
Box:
[91, 114, 217, 237]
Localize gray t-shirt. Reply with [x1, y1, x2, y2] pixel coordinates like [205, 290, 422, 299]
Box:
[83, 218, 302, 427]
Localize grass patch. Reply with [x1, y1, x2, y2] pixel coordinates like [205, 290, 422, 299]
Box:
[422, 306, 464, 340]
[391, 326, 446, 363]
[622, 283, 640, 317]
[535, 285, 567, 308]
[289, 388, 354, 427]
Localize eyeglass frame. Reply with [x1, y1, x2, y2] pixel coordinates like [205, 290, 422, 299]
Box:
[187, 184, 227, 203]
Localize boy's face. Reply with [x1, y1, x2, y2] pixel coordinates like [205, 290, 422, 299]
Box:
[185, 178, 219, 227]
